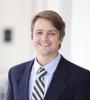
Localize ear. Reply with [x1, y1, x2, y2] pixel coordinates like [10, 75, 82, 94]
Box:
[58, 38, 63, 49]
[60, 36, 64, 43]
[31, 34, 33, 40]
[59, 44, 61, 49]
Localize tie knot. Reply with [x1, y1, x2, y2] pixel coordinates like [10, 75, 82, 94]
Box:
[37, 67, 47, 78]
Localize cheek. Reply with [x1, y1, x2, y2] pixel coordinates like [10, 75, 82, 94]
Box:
[53, 37, 60, 43]
[53, 39, 61, 47]
[32, 37, 39, 44]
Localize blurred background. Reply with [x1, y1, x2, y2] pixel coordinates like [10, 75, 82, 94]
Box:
[0, 0, 90, 99]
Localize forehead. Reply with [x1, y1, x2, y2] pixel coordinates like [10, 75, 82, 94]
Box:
[34, 18, 56, 30]
[35, 18, 52, 25]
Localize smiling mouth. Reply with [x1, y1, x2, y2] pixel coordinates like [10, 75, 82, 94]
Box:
[39, 43, 50, 47]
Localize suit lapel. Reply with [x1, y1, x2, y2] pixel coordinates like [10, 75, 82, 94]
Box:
[15, 56, 69, 100]
[44, 56, 69, 100]
[16, 60, 34, 100]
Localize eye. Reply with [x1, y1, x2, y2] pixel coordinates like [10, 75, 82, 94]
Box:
[48, 32, 56, 36]
[35, 31, 43, 35]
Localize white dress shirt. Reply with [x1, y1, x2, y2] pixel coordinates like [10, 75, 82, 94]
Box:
[29, 54, 61, 100]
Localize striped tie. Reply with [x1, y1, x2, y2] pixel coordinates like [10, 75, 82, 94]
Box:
[31, 67, 47, 100]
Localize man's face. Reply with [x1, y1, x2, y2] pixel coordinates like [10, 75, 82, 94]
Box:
[32, 18, 62, 57]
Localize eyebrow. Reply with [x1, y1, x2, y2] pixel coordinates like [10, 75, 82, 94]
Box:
[34, 29, 43, 32]
[48, 30, 57, 32]
[34, 29, 57, 32]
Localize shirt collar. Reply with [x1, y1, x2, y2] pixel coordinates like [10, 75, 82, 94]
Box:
[33, 54, 61, 75]
[33, 59, 42, 75]
[44, 54, 61, 75]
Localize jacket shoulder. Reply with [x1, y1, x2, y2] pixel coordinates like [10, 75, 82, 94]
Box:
[61, 56, 90, 83]
[9, 59, 34, 78]
[61, 56, 90, 74]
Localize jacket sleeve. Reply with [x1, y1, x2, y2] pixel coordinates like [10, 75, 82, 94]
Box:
[7, 69, 14, 100]
[74, 74, 90, 100]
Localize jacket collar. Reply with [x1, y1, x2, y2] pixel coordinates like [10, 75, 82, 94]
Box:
[44, 56, 69, 100]
[16, 59, 34, 100]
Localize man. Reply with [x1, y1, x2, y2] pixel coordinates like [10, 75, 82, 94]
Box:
[7, 10, 90, 100]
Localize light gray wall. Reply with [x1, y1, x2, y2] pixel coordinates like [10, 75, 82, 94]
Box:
[70, 0, 90, 69]
[0, 0, 34, 72]
[0, 0, 90, 74]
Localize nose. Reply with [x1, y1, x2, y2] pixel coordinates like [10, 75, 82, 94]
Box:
[41, 33, 48, 41]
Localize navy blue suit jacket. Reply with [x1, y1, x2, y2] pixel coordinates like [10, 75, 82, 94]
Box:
[7, 56, 90, 100]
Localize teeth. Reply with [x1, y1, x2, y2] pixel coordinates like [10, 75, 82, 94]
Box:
[42, 44, 49, 46]
[40, 43, 49, 46]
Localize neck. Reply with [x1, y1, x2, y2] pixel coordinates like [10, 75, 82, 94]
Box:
[36, 52, 59, 66]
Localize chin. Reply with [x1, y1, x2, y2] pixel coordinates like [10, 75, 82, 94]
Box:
[39, 51, 50, 56]
[41, 52, 49, 56]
